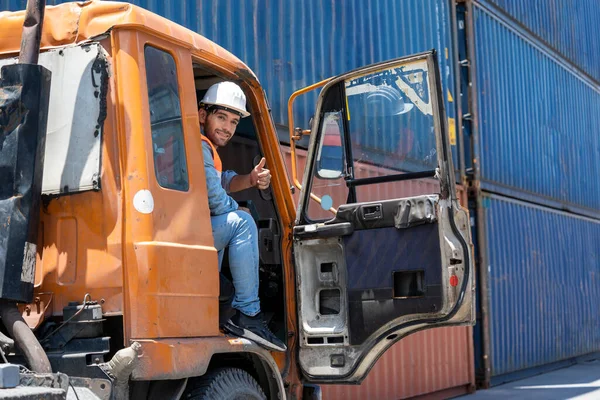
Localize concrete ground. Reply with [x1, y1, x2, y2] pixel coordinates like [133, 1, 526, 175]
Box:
[457, 359, 600, 400]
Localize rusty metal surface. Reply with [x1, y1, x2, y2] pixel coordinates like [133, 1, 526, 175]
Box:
[17, 0, 45, 65]
[320, 326, 475, 399]
[18, 292, 52, 330]
[132, 336, 286, 399]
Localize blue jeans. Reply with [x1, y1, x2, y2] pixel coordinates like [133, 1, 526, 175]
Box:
[211, 210, 260, 317]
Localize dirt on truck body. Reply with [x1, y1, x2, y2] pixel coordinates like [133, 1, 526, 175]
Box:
[0, 2, 474, 399]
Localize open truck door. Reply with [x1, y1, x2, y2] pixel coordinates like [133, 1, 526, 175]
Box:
[290, 51, 475, 382]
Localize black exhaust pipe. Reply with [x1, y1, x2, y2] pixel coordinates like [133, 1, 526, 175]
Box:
[0, 301, 50, 373]
[18, 0, 46, 65]
[0, 0, 51, 373]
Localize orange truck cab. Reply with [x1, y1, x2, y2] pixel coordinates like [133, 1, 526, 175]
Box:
[0, 2, 474, 399]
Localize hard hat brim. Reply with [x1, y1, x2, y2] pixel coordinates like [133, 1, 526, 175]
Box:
[202, 101, 250, 118]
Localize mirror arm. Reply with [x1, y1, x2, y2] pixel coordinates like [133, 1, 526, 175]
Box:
[288, 78, 331, 191]
[291, 127, 311, 141]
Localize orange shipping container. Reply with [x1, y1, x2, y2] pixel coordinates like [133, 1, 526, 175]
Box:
[280, 145, 475, 399]
[320, 327, 474, 400]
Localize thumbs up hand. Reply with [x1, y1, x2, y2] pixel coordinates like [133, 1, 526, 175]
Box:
[250, 157, 271, 190]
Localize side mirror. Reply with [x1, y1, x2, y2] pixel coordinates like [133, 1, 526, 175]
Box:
[315, 112, 344, 180]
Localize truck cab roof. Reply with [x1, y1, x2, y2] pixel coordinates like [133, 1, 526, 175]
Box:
[0, 1, 255, 80]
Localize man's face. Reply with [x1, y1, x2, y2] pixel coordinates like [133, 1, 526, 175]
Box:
[198, 108, 240, 147]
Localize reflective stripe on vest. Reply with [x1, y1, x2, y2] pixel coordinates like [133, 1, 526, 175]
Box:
[200, 134, 222, 172]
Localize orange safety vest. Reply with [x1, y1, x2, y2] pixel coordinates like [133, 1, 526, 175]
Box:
[200, 134, 222, 172]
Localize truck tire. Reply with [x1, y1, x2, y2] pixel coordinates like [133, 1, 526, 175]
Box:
[183, 368, 267, 400]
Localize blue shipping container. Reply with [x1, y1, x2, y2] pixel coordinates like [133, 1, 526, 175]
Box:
[471, 2, 600, 218]
[477, 193, 600, 383]
[481, 0, 600, 83]
[0, 0, 462, 171]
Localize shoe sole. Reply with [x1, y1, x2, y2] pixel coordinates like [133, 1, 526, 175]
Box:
[224, 320, 287, 352]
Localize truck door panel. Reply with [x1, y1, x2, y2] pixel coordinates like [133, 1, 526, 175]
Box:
[292, 52, 475, 382]
[295, 196, 443, 347]
[343, 222, 442, 344]
[115, 30, 219, 340]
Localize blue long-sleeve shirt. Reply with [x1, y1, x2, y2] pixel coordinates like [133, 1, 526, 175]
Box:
[202, 142, 239, 216]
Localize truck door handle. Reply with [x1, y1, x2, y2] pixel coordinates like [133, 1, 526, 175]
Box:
[361, 204, 382, 220]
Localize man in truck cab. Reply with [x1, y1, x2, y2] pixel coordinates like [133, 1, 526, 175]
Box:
[198, 81, 287, 352]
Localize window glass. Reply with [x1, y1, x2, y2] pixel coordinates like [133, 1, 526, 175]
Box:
[307, 58, 439, 221]
[308, 111, 348, 219]
[145, 46, 189, 191]
[345, 62, 437, 175]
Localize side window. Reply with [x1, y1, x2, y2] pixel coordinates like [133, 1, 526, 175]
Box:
[307, 59, 440, 220]
[308, 112, 349, 219]
[144, 45, 189, 191]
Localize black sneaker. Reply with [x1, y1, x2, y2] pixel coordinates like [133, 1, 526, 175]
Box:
[224, 311, 287, 352]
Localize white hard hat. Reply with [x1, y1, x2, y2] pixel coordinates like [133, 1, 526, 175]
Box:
[200, 81, 250, 118]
